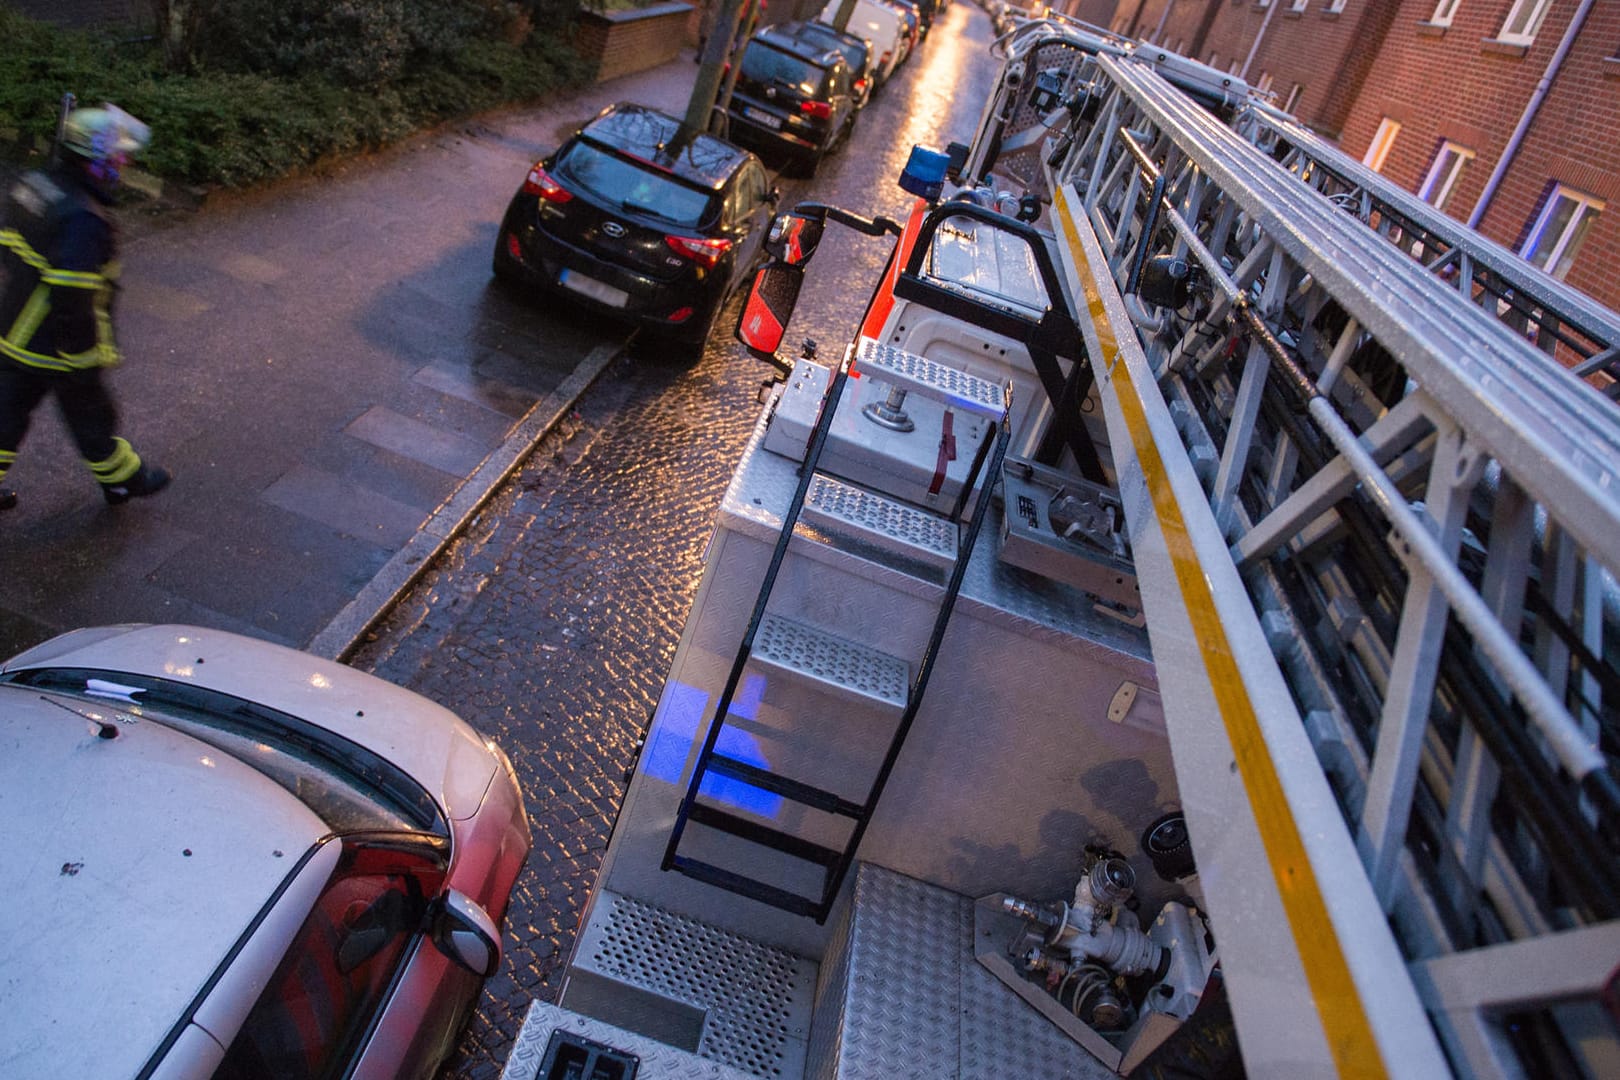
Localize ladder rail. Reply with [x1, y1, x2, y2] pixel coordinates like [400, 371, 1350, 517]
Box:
[661, 347, 857, 876]
[1027, 43, 1620, 1078]
[817, 412, 1013, 913]
[1238, 103, 1620, 376]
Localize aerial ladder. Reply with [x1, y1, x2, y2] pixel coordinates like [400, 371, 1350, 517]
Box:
[960, 14, 1620, 1077]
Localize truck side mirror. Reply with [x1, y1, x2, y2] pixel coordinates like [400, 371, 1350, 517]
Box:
[764, 211, 825, 265]
[735, 261, 804, 364]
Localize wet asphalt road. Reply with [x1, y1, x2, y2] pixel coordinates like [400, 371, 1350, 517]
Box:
[345, 6, 1005, 1076]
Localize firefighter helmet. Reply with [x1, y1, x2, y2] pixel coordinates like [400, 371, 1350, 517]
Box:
[59, 104, 150, 165]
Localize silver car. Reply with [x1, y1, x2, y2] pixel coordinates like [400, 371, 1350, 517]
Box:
[0, 624, 532, 1079]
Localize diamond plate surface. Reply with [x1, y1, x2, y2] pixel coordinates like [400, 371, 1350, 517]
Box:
[834, 864, 965, 1079]
[753, 613, 909, 709]
[574, 892, 817, 1078]
[802, 473, 958, 569]
[809, 864, 1116, 1080]
[854, 338, 1006, 418]
[503, 1002, 759, 1080]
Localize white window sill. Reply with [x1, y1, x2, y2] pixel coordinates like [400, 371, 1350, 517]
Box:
[1481, 37, 1532, 57]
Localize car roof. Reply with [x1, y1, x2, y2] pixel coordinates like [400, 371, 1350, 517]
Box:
[579, 103, 756, 191]
[754, 24, 847, 70]
[795, 20, 873, 63]
[0, 683, 327, 1078]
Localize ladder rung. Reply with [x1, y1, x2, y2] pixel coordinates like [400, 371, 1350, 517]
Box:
[753, 613, 909, 710]
[802, 472, 958, 569]
[688, 802, 843, 865]
[707, 753, 866, 818]
[855, 336, 1006, 419]
[668, 855, 825, 919]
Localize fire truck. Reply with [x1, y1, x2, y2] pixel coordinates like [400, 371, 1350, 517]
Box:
[501, 11, 1620, 1079]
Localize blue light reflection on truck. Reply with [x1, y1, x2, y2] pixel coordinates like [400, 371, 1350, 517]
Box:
[644, 675, 782, 817]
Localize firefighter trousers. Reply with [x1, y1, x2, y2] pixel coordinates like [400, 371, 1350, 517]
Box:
[0, 360, 141, 487]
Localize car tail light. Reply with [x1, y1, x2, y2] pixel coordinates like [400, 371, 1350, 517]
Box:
[506, 233, 523, 260]
[800, 101, 833, 120]
[665, 234, 733, 270]
[522, 162, 572, 203]
[667, 306, 695, 324]
[855, 77, 869, 95]
[880, 51, 892, 68]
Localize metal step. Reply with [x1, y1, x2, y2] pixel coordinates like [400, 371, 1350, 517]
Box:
[801, 471, 958, 570]
[752, 612, 909, 710]
[854, 336, 1006, 419]
[567, 891, 817, 1078]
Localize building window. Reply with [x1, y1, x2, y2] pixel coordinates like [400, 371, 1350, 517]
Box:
[1498, 0, 1553, 45]
[1363, 118, 1401, 171]
[1429, 0, 1462, 25]
[1521, 185, 1604, 280]
[1327, 0, 1347, 11]
[1418, 141, 1474, 211]
[1256, 71, 1276, 94]
[1284, 82, 1304, 112]
[1290, 0, 1308, 10]
[1208, 51, 1220, 67]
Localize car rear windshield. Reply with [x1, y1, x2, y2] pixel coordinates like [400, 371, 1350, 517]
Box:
[556, 141, 715, 229]
[802, 29, 866, 72]
[741, 42, 828, 99]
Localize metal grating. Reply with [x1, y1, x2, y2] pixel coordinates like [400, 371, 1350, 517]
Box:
[753, 613, 909, 710]
[802, 473, 957, 569]
[577, 893, 818, 1079]
[504, 1002, 760, 1080]
[854, 338, 1005, 418]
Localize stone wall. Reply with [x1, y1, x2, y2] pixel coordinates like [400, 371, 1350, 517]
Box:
[573, 2, 697, 83]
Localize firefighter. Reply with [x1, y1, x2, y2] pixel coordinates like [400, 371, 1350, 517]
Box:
[0, 103, 169, 511]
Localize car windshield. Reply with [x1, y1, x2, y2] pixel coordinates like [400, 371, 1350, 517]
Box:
[741, 42, 826, 98]
[8, 668, 444, 836]
[556, 142, 714, 229]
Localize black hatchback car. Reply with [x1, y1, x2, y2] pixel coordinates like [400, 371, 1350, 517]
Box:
[791, 20, 877, 109]
[494, 103, 777, 355]
[724, 25, 858, 177]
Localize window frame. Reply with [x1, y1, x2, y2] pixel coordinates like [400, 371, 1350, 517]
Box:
[1520, 184, 1604, 281]
[1283, 82, 1304, 113]
[1363, 118, 1401, 171]
[1497, 0, 1553, 45]
[1418, 140, 1475, 211]
[1290, 0, 1309, 12]
[1429, 0, 1462, 26]
[1327, 0, 1347, 12]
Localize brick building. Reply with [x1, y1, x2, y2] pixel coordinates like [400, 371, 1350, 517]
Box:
[1053, 0, 1619, 325]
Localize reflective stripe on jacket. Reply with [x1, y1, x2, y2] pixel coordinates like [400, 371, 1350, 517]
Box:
[0, 168, 121, 371]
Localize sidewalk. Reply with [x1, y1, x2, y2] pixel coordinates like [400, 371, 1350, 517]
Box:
[0, 52, 703, 663]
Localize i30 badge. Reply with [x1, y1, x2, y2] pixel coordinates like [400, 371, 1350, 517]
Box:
[603, 221, 627, 238]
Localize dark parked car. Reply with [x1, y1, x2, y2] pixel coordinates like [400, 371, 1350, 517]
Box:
[724, 25, 859, 177]
[494, 103, 777, 356]
[791, 20, 878, 109]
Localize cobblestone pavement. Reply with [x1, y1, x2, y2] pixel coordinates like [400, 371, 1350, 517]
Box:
[347, 6, 1002, 1076]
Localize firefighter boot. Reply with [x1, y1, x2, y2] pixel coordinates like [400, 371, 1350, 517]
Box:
[102, 464, 171, 505]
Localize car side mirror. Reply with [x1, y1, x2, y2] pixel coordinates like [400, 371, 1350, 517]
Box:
[736, 261, 804, 366]
[430, 889, 502, 977]
[763, 211, 826, 265]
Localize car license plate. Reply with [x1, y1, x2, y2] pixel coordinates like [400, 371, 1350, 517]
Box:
[559, 268, 629, 308]
[744, 106, 783, 131]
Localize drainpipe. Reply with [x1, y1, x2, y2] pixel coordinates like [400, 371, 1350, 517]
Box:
[1467, 0, 1596, 228]
[1238, 0, 1281, 80]
[1151, 0, 1174, 45]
